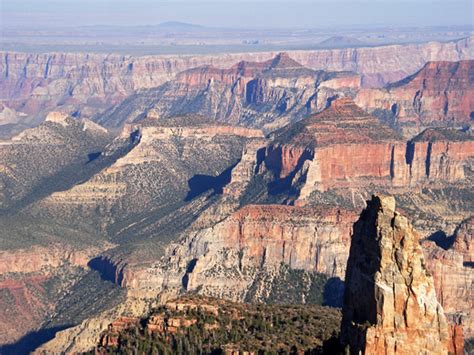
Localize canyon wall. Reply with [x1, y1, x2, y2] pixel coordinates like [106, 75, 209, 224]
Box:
[94, 53, 359, 130]
[356, 60, 474, 137]
[1, 36, 472, 132]
[260, 99, 474, 203]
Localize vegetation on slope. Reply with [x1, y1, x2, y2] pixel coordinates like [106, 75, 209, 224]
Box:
[91, 296, 341, 354]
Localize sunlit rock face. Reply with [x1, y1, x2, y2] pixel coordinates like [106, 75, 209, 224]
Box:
[356, 60, 474, 137]
[341, 195, 454, 355]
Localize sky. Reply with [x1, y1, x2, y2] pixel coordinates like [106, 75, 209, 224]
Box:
[1, 0, 473, 29]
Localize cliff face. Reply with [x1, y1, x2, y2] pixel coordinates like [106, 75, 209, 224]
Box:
[356, 60, 474, 136]
[259, 99, 474, 204]
[453, 217, 473, 263]
[422, 217, 474, 339]
[183, 205, 355, 297]
[341, 195, 452, 355]
[1, 36, 472, 134]
[116, 204, 355, 303]
[0, 244, 102, 346]
[95, 53, 359, 130]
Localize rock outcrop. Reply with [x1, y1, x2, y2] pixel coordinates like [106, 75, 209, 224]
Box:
[341, 195, 453, 354]
[265, 98, 404, 199]
[422, 217, 474, 339]
[453, 217, 473, 263]
[356, 60, 474, 136]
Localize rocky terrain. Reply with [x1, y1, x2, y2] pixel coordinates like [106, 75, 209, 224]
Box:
[357, 60, 474, 136]
[422, 216, 473, 341]
[241, 98, 474, 214]
[54, 195, 469, 354]
[341, 195, 459, 354]
[0, 38, 473, 354]
[30, 98, 473, 354]
[95, 53, 360, 131]
[1, 36, 472, 136]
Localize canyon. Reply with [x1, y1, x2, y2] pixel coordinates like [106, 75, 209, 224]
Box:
[47, 195, 471, 354]
[0, 38, 473, 353]
[0, 36, 473, 136]
[32, 98, 473, 353]
[93, 53, 360, 131]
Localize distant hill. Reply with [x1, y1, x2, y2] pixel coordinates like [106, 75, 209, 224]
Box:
[156, 21, 205, 31]
[317, 35, 367, 48]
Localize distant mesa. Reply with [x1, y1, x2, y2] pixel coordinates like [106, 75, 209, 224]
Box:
[317, 35, 367, 48]
[156, 21, 205, 31]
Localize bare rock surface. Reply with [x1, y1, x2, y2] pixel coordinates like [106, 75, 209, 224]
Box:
[341, 195, 453, 354]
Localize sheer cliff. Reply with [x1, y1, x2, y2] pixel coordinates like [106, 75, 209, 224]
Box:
[357, 60, 474, 137]
[341, 195, 453, 354]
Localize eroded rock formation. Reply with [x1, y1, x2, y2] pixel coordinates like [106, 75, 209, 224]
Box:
[341, 195, 454, 354]
[356, 60, 474, 136]
[422, 217, 474, 339]
[95, 53, 359, 130]
[259, 98, 474, 205]
[1, 36, 472, 135]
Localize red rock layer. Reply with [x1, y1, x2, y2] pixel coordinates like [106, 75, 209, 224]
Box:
[0, 276, 52, 345]
[263, 99, 474, 197]
[356, 60, 474, 134]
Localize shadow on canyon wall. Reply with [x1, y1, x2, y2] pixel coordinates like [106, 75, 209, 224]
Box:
[0, 325, 72, 355]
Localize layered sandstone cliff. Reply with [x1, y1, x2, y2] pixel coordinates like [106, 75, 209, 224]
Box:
[116, 204, 355, 303]
[356, 60, 474, 136]
[95, 53, 359, 130]
[422, 217, 474, 339]
[260, 99, 474, 204]
[1, 36, 472, 133]
[341, 195, 453, 354]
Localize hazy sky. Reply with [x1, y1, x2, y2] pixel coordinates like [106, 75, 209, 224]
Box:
[1, 0, 473, 29]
